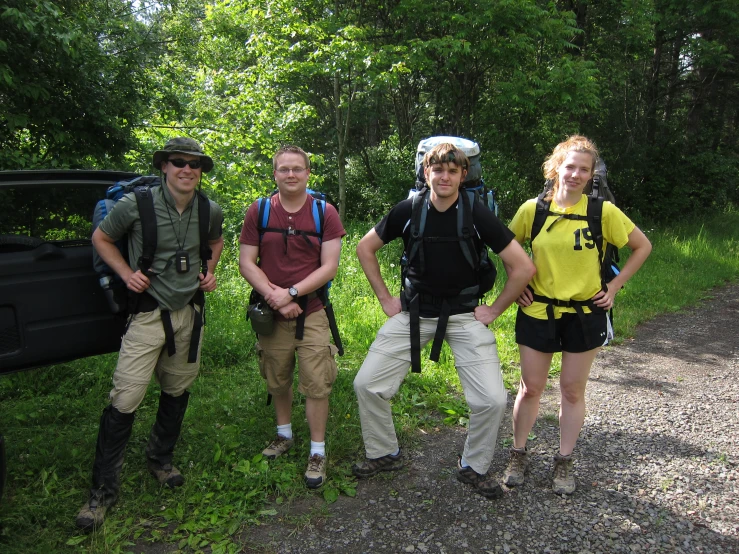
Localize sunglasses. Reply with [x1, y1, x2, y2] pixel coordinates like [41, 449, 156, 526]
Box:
[168, 158, 203, 169]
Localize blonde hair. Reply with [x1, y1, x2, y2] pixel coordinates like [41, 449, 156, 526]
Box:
[273, 145, 310, 171]
[542, 135, 599, 200]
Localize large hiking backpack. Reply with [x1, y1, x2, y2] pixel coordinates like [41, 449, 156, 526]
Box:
[253, 188, 343, 356]
[402, 136, 499, 373]
[413, 136, 499, 216]
[92, 175, 212, 314]
[530, 158, 620, 291]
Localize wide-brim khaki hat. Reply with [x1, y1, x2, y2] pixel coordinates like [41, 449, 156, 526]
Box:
[152, 137, 214, 173]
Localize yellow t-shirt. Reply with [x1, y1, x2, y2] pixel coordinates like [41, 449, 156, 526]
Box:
[509, 195, 635, 320]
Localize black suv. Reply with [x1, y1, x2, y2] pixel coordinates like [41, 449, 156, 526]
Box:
[0, 169, 140, 500]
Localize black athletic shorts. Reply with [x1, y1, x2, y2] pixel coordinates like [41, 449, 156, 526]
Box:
[515, 308, 608, 353]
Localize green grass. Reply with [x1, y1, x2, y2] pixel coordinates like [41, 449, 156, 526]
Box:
[1, 210, 738, 553]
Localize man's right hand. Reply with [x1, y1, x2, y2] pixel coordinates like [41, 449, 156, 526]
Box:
[515, 287, 534, 307]
[380, 296, 402, 318]
[126, 270, 151, 293]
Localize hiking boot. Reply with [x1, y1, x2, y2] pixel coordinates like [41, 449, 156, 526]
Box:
[75, 497, 108, 531]
[456, 458, 504, 499]
[304, 454, 327, 489]
[502, 447, 529, 487]
[552, 452, 576, 494]
[262, 435, 294, 459]
[147, 460, 185, 488]
[352, 450, 404, 478]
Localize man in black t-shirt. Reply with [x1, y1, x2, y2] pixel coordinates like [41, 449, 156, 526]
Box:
[352, 142, 535, 498]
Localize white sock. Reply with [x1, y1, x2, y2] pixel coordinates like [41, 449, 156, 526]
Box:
[310, 441, 325, 457]
[277, 423, 292, 440]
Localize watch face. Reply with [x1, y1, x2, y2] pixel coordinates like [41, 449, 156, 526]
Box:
[289, 287, 298, 298]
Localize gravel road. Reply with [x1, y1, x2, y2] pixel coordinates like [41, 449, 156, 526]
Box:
[244, 284, 739, 554]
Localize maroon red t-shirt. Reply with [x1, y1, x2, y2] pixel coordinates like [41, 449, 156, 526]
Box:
[239, 194, 346, 318]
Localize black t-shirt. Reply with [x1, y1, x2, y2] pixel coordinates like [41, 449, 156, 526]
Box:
[375, 195, 515, 310]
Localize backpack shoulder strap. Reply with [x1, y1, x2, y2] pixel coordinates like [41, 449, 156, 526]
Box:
[457, 190, 479, 269]
[257, 196, 271, 237]
[587, 195, 607, 288]
[531, 191, 551, 243]
[196, 190, 212, 276]
[311, 196, 326, 242]
[133, 185, 157, 276]
[406, 187, 429, 272]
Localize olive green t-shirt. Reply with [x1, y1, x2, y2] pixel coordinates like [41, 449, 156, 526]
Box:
[99, 182, 223, 311]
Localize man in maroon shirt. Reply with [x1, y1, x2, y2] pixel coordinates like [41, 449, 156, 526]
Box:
[239, 145, 346, 489]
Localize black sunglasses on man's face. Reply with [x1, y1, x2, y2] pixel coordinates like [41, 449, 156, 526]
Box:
[168, 158, 202, 169]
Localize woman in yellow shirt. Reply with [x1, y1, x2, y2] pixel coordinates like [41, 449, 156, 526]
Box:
[506, 136, 652, 494]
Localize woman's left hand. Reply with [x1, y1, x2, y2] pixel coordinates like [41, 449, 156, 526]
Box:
[592, 286, 618, 310]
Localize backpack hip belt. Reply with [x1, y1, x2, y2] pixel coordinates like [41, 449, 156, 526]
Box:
[127, 289, 206, 364]
[401, 281, 480, 374]
[528, 287, 605, 350]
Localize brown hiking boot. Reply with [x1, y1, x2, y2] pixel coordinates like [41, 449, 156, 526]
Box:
[262, 435, 294, 460]
[502, 447, 529, 487]
[352, 450, 403, 478]
[304, 454, 327, 489]
[552, 452, 576, 494]
[456, 458, 504, 499]
[75, 497, 108, 531]
[147, 460, 185, 488]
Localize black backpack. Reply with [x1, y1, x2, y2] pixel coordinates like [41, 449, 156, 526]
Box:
[92, 175, 212, 314]
[530, 158, 620, 292]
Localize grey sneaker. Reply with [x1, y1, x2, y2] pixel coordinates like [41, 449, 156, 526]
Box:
[456, 458, 504, 499]
[147, 460, 185, 488]
[352, 450, 404, 478]
[502, 447, 529, 486]
[75, 497, 108, 531]
[552, 453, 576, 494]
[262, 435, 294, 459]
[304, 454, 327, 489]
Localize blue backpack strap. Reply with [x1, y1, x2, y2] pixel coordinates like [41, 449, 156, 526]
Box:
[311, 196, 325, 242]
[257, 196, 271, 238]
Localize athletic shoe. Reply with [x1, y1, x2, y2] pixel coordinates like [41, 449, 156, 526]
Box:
[502, 447, 528, 486]
[552, 452, 576, 494]
[352, 450, 404, 478]
[456, 458, 504, 499]
[262, 435, 294, 459]
[304, 454, 327, 489]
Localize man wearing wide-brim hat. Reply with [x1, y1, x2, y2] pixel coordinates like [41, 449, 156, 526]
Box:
[77, 137, 224, 531]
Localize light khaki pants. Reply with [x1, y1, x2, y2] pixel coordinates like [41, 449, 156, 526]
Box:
[109, 306, 202, 413]
[354, 311, 506, 475]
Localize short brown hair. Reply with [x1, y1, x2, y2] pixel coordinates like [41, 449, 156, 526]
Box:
[423, 143, 469, 171]
[273, 145, 310, 171]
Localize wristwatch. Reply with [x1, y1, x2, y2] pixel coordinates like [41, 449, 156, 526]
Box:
[288, 286, 299, 300]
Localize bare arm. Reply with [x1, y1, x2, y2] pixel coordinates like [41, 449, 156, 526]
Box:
[475, 240, 536, 325]
[593, 226, 652, 309]
[92, 227, 150, 293]
[357, 228, 401, 317]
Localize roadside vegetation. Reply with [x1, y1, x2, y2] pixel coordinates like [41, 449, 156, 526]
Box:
[1, 209, 737, 554]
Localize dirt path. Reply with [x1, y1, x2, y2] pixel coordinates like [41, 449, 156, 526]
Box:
[240, 284, 739, 554]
